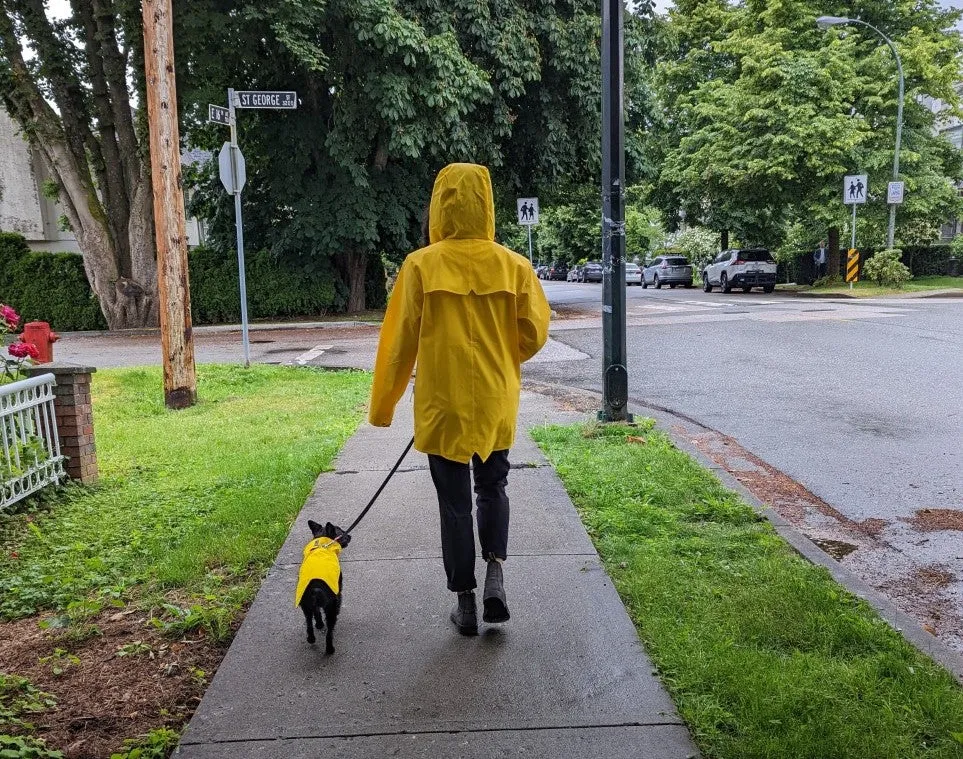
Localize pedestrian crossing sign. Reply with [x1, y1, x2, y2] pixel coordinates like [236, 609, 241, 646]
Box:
[843, 175, 868, 205]
[517, 197, 539, 225]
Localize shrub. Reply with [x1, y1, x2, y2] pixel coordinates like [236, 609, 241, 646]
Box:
[862, 249, 912, 288]
[0, 233, 106, 331]
[188, 245, 346, 324]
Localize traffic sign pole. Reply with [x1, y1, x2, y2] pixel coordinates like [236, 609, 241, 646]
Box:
[228, 87, 251, 368]
[851, 197, 857, 289]
[527, 225, 533, 262]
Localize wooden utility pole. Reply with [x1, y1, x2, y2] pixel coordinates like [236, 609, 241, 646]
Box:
[143, 0, 197, 409]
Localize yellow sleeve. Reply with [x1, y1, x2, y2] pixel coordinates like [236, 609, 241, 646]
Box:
[517, 266, 551, 363]
[369, 261, 423, 426]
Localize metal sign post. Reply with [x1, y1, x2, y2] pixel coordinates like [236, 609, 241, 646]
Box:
[843, 174, 867, 289]
[599, 0, 630, 423]
[211, 89, 297, 367]
[226, 88, 251, 366]
[517, 197, 539, 261]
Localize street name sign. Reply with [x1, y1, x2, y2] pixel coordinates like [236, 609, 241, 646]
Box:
[218, 142, 246, 194]
[517, 197, 539, 225]
[208, 104, 230, 125]
[843, 175, 868, 204]
[887, 181, 905, 204]
[235, 91, 298, 109]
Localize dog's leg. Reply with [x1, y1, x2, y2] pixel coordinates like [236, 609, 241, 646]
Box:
[324, 597, 340, 655]
[302, 603, 316, 645]
[314, 604, 325, 631]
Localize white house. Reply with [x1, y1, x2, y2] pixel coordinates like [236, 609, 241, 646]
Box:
[0, 108, 206, 252]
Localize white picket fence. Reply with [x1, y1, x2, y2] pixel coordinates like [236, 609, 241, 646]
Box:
[0, 373, 66, 511]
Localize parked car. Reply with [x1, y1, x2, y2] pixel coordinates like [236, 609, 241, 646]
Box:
[625, 262, 642, 285]
[535, 263, 549, 279]
[581, 260, 603, 282]
[702, 249, 776, 293]
[567, 265, 583, 282]
[547, 261, 569, 281]
[642, 256, 693, 289]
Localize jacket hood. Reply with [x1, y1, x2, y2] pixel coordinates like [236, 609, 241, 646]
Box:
[428, 163, 495, 244]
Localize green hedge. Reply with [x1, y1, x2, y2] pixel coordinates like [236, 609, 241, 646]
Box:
[899, 245, 952, 277]
[188, 244, 349, 323]
[0, 232, 107, 330]
[0, 232, 389, 329]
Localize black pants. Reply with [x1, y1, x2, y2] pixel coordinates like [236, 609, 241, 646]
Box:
[428, 450, 510, 593]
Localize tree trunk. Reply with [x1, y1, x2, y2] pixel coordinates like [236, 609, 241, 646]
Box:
[827, 227, 840, 280]
[339, 251, 368, 313]
[720, 229, 729, 250]
[0, 1, 159, 330]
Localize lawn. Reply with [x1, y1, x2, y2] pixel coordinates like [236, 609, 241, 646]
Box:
[532, 421, 963, 759]
[0, 365, 371, 757]
[784, 275, 963, 297]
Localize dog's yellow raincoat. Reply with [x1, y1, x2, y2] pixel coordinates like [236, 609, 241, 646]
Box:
[294, 538, 343, 606]
[369, 163, 551, 464]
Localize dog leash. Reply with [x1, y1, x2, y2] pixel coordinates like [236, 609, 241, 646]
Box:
[342, 436, 415, 536]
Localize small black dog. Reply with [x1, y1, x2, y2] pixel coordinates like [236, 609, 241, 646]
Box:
[295, 520, 351, 654]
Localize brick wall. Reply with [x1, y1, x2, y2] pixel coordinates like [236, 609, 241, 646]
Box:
[24, 363, 97, 484]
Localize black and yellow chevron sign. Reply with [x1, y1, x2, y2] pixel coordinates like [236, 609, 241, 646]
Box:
[846, 249, 859, 283]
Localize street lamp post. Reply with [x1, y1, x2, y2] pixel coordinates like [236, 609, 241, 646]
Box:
[600, 0, 630, 422]
[817, 16, 904, 250]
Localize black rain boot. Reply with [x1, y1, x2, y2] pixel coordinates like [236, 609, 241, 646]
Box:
[483, 560, 510, 623]
[450, 591, 478, 636]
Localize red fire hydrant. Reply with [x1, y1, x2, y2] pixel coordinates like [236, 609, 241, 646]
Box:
[20, 321, 59, 363]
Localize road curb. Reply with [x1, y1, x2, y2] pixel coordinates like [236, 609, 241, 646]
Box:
[58, 320, 380, 339]
[522, 379, 963, 684]
[788, 288, 963, 300]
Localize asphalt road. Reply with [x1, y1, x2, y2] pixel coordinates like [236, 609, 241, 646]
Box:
[530, 280, 963, 641]
[535, 280, 962, 520]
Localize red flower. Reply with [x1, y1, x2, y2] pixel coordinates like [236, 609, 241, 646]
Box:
[0, 304, 19, 330]
[8, 342, 39, 360]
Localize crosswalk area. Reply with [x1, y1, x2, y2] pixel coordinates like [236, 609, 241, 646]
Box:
[550, 293, 906, 331]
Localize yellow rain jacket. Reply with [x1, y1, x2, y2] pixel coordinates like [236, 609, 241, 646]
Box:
[294, 537, 343, 607]
[369, 163, 550, 464]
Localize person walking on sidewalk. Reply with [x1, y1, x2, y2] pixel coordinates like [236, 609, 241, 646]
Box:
[369, 162, 551, 636]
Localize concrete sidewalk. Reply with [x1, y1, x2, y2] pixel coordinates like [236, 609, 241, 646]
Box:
[174, 390, 698, 758]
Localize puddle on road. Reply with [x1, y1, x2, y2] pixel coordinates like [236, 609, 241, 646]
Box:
[810, 537, 858, 560]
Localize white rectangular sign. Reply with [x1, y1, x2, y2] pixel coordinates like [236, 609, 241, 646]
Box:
[208, 104, 230, 125]
[887, 181, 905, 204]
[235, 91, 298, 109]
[843, 175, 868, 204]
[517, 197, 539, 225]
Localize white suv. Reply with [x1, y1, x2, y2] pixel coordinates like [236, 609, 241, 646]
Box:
[703, 249, 777, 293]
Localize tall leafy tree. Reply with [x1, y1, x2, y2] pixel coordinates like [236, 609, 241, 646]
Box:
[0, 0, 157, 329]
[177, 0, 636, 312]
[651, 0, 963, 265]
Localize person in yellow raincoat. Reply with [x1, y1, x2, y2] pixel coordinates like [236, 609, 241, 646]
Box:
[369, 162, 550, 636]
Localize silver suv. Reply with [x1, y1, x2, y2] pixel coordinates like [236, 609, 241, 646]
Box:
[703, 249, 777, 293]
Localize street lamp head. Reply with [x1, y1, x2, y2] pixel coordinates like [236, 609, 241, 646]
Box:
[816, 15, 850, 29]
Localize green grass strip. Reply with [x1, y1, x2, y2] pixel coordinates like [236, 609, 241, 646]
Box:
[532, 421, 963, 759]
[0, 365, 371, 621]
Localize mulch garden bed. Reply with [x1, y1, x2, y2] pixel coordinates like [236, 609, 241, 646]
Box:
[0, 608, 233, 758]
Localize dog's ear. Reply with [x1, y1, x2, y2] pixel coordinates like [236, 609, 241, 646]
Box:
[323, 521, 337, 537]
[307, 519, 325, 537]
